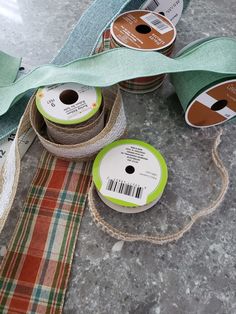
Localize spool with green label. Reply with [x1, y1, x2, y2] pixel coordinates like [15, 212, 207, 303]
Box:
[36, 83, 102, 125]
[35, 83, 104, 144]
[92, 139, 168, 213]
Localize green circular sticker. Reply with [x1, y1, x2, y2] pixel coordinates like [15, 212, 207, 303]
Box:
[35, 83, 102, 125]
[93, 139, 168, 208]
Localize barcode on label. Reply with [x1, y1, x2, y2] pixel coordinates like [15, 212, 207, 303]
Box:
[141, 13, 173, 34]
[144, 0, 160, 11]
[106, 179, 143, 199]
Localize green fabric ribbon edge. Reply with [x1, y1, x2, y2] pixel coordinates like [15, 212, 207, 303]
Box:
[0, 37, 236, 117]
[0, 52, 21, 86]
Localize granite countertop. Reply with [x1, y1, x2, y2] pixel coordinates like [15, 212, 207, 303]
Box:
[0, 0, 236, 313]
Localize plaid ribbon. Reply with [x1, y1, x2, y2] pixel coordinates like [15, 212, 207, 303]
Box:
[96, 29, 172, 93]
[0, 151, 92, 313]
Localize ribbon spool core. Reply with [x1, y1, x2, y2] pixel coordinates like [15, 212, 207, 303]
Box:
[211, 99, 228, 111]
[135, 24, 152, 34]
[59, 89, 79, 105]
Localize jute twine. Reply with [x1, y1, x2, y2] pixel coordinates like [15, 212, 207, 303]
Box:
[88, 129, 229, 245]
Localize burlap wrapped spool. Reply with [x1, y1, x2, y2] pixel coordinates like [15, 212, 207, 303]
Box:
[29, 87, 127, 161]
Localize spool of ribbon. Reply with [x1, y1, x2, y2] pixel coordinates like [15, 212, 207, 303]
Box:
[92, 139, 168, 213]
[35, 83, 105, 145]
[170, 38, 236, 127]
[29, 87, 126, 160]
[110, 10, 176, 93]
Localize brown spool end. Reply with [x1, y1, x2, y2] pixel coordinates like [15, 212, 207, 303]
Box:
[185, 79, 236, 128]
[110, 10, 177, 51]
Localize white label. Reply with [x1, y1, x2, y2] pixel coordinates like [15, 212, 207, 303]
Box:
[141, 0, 183, 25]
[99, 144, 161, 206]
[140, 13, 173, 34]
[196, 93, 236, 119]
[37, 83, 99, 123]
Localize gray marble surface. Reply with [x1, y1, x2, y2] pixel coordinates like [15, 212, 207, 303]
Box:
[0, 0, 236, 313]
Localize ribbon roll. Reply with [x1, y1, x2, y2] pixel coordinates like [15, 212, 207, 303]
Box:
[88, 130, 229, 245]
[171, 38, 236, 127]
[30, 87, 126, 160]
[92, 139, 168, 213]
[109, 10, 176, 93]
[35, 83, 105, 145]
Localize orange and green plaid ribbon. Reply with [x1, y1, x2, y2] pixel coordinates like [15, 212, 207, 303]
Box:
[0, 151, 92, 313]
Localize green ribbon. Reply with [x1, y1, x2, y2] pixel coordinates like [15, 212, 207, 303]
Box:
[0, 52, 21, 86]
[0, 37, 236, 118]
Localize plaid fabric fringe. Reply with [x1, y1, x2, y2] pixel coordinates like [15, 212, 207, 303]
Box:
[0, 151, 92, 313]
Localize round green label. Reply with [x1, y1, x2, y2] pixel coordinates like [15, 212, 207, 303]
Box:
[93, 139, 168, 207]
[35, 83, 102, 125]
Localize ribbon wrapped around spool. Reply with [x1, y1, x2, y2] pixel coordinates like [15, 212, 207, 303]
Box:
[35, 83, 105, 145]
[87, 128, 229, 245]
[170, 38, 236, 127]
[92, 139, 168, 213]
[30, 86, 127, 160]
[109, 10, 177, 93]
[45, 105, 105, 145]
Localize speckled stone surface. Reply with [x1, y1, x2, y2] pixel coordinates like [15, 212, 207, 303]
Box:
[0, 1, 236, 313]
